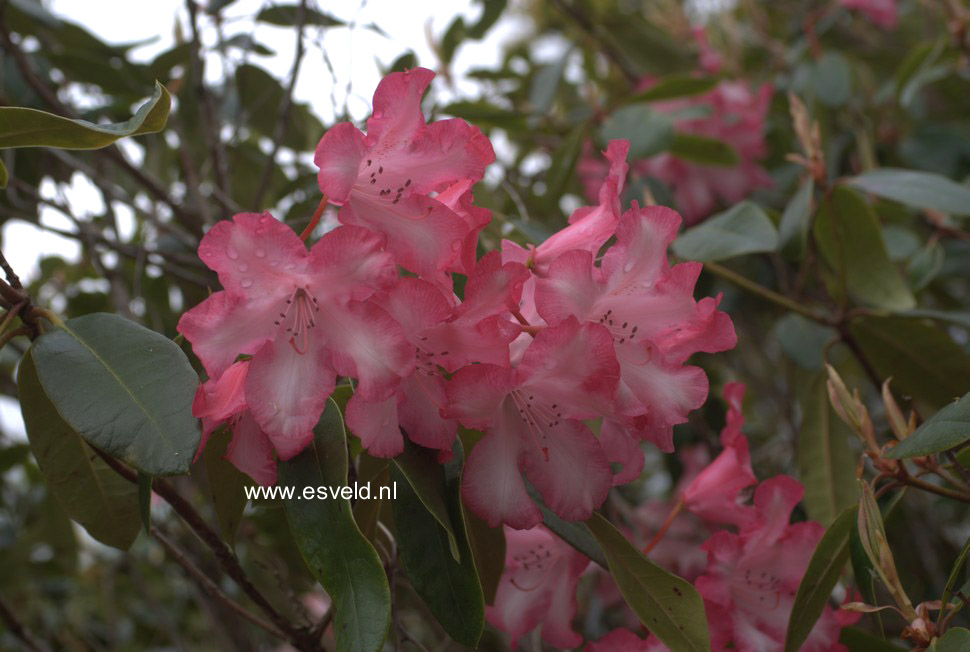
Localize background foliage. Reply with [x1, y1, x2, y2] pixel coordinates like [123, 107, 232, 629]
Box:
[2, 0, 970, 649]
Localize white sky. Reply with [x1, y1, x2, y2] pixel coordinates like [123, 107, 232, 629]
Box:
[0, 0, 527, 439]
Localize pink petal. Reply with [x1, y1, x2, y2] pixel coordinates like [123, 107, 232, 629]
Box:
[244, 333, 334, 459]
[321, 300, 413, 401]
[345, 393, 404, 458]
[192, 360, 249, 423]
[437, 180, 492, 275]
[600, 204, 681, 294]
[534, 250, 601, 326]
[379, 277, 453, 337]
[227, 412, 278, 486]
[453, 251, 530, 323]
[462, 405, 541, 529]
[339, 193, 467, 276]
[424, 315, 520, 371]
[397, 118, 494, 194]
[365, 67, 436, 148]
[600, 418, 645, 485]
[523, 418, 611, 522]
[198, 212, 308, 297]
[314, 122, 368, 203]
[398, 373, 456, 451]
[177, 290, 280, 378]
[307, 225, 397, 302]
[443, 363, 518, 429]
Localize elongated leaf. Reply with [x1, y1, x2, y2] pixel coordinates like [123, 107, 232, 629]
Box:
[390, 464, 484, 647]
[598, 104, 674, 159]
[0, 82, 170, 149]
[256, 4, 344, 26]
[798, 372, 858, 525]
[280, 400, 390, 652]
[901, 309, 970, 329]
[18, 350, 140, 550]
[931, 628, 970, 651]
[0, 159, 7, 188]
[441, 102, 527, 131]
[937, 535, 970, 630]
[672, 200, 778, 261]
[203, 429, 249, 545]
[785, 505, 857, 652]
[31, 313, 200, 476]
[849, 316, 970, 413]
[669, 132, 739, 166]
[778, 177, 815, 255]
[392, 442, 460, 561]
[525, 481, 607, 569]
[586, 513, 709, 651]
[813, 186, 916, 310]
[632, 75, 718, 102]
[849, 169, 970, 216]
[839, 628, 907, 651]
[463, 502, 505, 605]
[886, 392, 970, 458]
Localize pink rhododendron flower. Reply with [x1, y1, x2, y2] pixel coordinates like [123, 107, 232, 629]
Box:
[191, 360, 277, 486]
[579, 82, 772, 224]
[692, 26, 723, 74]
[315, 67, 495, 277]
[178, 212, 412, 459]
[444, 317, 617, 528]
[840, 0, 897, 28]
[695, 476, 850, 651]
[487, 525, 589, 649]
[681, 383, 757, 528]
[535, 204, 736, 467]
[345, 254, 525, 457]
[586, 628, 665, 651]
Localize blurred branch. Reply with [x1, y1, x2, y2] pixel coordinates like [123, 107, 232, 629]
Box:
[252, 0, 308, 210]
[151, 526, 288, 641]
[549, 0, 638, 84]
[0, 595, 50, 652]
[93, 449, 324, 652]
[186, 0, 231, 196]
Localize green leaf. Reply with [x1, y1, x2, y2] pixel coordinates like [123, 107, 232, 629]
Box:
[280, 399, 390, 652]
[839, 628, 907, 651]
[463, 501, 505, 605]
[0, 81, 170, 149]
[778, 177, 815, 255]
[391, 442, 460, 561]
[885, 392, 970, 459]
[668, 132, 739, 166]
[798, 372, 858, 526]
[137, 472, 152, 533]
[813, 186, 916, 310]
[774, 314, 836, 371]
[0, 159, 7, 188]
[525, 481, 607, 569]
[900, 309, 970, 329]
[937, 535, 970, 631]
[441, 102, 527, 131]
[529, 57, 568, 116]
[598, 104, 674, 159]
[848, 169, 970, 216]
[31, 313, 200, 476]
[672, 200, 778, 262]
[631, 75, 718, 102]
[255, 4, 345, 27]
[390, 464, 484, 647]
[812, 51, 853, 107]
[203, 429, 249, 545]
[586, 512, 709, 651]
[931, 628, 970, 652]
[544, 123, 586, 203]
[848, 316, 970, 413]
[18, 349, 140, 550]
[908, 240, 945, 291]
[784, 505, 857, 652]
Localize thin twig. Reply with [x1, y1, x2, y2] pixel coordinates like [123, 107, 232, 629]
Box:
[151, 526, 288, 641]
[0, 594, 49, 652]
[186, 0, 230, 196]
[549, 0, 639, 84]
[252, 0, 308, 210]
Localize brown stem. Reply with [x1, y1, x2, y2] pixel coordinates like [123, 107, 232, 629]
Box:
[643, 498, 684, 554]
[895, 466, 970, 503]
[151, 526, 288, 640]
[252, 0, 308, 210]
[93, 449, 323, 651]
[0, 594, 49, 652]
[299, 195, 329, 242]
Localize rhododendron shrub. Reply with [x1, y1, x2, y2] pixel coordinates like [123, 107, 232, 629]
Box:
[10, 1, 970, 650]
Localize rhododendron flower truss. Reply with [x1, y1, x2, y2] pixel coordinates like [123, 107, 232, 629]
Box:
[177, 212, 412, 459]
[487, 525, 589, 649]
[535, 204, 736, 477]
[314, 67, 495, 277]
[345, 255, 525, 457]
[445, 317, 617, 529]
[695, 476, 851, 651]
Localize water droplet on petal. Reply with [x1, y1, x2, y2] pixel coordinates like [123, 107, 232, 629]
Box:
[284, 263, 296, 270]
[226, 246, 239, 260]
[451, 240, 462, 252]
[241, 279, 254, 288]
[255, 248, 267, 258]
[623, 261, 635, 273]
[238, 263, 249, 272]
